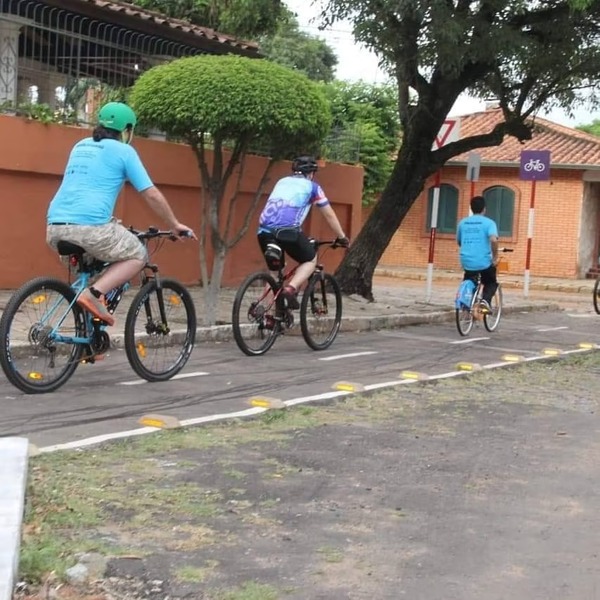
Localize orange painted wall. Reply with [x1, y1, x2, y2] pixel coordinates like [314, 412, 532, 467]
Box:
[369, 164, 584, 278]
[0, 116, 363, 288]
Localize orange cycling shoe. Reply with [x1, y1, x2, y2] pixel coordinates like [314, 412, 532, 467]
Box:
[76, 288, 115, 326]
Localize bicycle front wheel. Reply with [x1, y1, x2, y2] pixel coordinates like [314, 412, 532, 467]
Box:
[300, 273, 342, 351]
[0, 277, 86, 394]
[593, 278, 600, 315]
[124, 279, 196, 381]
[484, 284, 503, 332]
[232, 272, 280, 356]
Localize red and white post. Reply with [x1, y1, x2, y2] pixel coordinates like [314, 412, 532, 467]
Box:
[426, 170, 441, 302]
[524, 179, 536, 297]
[425, 118, 461, 302]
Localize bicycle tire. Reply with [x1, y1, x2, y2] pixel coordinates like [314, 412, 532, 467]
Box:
[484, 284, 503, 332]
[300, 273, 343, 351]
[594, 278, 600, 315]
[455, 284, 476, 337]
[124, 278, 196, 381]
[0, 277, 85, 394]
[232, 272, 280, 356]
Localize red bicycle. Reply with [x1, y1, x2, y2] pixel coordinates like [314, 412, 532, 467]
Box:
[231, 240, 344, 356]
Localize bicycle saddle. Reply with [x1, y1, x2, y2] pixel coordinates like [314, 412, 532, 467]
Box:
[56, 241, 85, 256]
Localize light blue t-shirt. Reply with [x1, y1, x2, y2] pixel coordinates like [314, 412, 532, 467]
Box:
[47, 137, 153, 225]
[456, 214, 498, 271]
[258, 175, 330, 233]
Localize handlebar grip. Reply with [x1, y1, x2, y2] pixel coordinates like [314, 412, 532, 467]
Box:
[179, 230, 193, 239]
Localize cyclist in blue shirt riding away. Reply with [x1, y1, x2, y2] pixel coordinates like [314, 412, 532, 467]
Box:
[257, 156, 349, 308]
[456, 195, 499, 313]
[46, 102, 196, 326]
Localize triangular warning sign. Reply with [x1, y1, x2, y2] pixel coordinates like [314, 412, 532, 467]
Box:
[433, 118, 461, 150]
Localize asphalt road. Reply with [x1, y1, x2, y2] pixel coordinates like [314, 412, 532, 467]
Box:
[1, 308, 598, 449]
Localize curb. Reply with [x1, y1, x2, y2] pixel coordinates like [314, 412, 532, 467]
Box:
[374, 268, 595, 294]
[0, 437, 29, 600]
[108, 302, 561, 345]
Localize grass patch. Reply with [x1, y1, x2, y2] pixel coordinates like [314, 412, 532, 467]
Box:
[215, 581, 280, 600]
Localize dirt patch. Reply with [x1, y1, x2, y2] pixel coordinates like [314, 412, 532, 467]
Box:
[15, 352, 600, 600]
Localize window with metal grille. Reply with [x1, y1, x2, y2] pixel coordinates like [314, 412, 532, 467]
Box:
[426, 184, 458, 234]
[483, 186, 515, 237]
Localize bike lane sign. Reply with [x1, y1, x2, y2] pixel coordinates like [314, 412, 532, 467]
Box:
[520, 150, 551, 181]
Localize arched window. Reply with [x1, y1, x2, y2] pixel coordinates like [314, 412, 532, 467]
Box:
[483, 186, 515, 237]
[426, 184, 458, 234]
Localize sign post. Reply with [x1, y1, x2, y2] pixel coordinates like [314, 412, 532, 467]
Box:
[466, 152, 481, 201]
[519, 150, 551, 297]
[426, 118, 461, 301]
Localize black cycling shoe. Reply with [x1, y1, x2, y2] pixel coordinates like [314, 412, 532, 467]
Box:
[282, 286, 299, 310]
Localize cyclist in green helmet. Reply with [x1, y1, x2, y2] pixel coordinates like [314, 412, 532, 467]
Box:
[46, 102, 195, 326]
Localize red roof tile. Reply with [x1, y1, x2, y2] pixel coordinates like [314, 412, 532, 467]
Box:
[75, 0, 260, 54]
[449, 107, 600, 169]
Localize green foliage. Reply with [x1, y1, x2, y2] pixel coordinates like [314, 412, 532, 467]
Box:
[130, 0, 284, 39]
[320, 81, 400, 204]
[577, 119, 600, 136]
[259, 9, 338, 82]
[129, 54, 331, 157]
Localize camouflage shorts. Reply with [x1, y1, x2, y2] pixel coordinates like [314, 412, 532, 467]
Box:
[46, 219, 148, 263]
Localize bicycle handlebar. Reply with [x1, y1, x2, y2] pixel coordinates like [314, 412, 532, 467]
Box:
[128, 226, 193, 242]
[312, 239, 349, 250]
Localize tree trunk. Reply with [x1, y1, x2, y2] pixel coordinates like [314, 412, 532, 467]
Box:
[335, 142, 436, 300]
[201, 250, 227, 326]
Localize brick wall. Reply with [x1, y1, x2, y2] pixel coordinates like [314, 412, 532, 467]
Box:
[366, 164, 587, 278]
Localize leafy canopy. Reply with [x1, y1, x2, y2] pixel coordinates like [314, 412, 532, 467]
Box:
[320, 81, 400, 204]
[129, 0, 285, 39]
[259, 9, 338, 82]
[129, 55, 331, 156]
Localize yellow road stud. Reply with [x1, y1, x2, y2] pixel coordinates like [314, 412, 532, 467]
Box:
[542, 348, 562, 356]
[139, 414, 181, 429]
[502, 354, 524, 362]
[456, 362, 482, 372]
[332, 381, 365, 392]
[248, 396, 286, 409]
[400, 370, 429, 381]
[578, 342, 597, 350]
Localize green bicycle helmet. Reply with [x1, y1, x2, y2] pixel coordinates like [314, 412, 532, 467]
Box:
[98, 102, 137, 133]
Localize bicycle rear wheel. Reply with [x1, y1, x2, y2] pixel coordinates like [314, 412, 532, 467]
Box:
[593, 278, 600, 314]
[455, 285, 476, 337]
[300, 273, 342, 351]
[124, 279, 196, 381]
[484, 284, 503, 332]
[0, 277, 86, 393]
[232, 272, 280, 356]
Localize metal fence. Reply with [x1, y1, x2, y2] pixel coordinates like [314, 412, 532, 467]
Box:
[0, 0, 201, 123]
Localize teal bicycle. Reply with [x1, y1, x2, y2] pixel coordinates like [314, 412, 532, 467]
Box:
[0, 226, 196, 394]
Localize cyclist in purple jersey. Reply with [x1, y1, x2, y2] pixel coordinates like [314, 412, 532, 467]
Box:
[257, 156, 349, 308]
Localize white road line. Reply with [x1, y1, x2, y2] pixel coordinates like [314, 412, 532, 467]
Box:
[319, 351, 378, 361]
[567, 313, 595, 318]
[450, 337, 490, 344]
[537, 326, 568, 332]
[119, 371, 209, 386]
[37, 347, 599, 454]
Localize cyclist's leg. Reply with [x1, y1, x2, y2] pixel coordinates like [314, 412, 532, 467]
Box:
[282, 233, 317, 291]
[480, 265, 498, 304]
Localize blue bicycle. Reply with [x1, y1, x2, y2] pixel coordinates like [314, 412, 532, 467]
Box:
[0, 226, 196, 394]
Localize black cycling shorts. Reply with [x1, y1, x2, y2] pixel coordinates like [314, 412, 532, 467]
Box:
[258, 230, 316, 265]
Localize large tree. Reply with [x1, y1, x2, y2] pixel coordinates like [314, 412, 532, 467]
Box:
[320, 81, 400, 204]
[129, 55, 330, 325]
[577, 119, 600, 136]
[130, 0, 285, 39]
[315, 0, 600, 299]
[259, 9, 338, 82]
